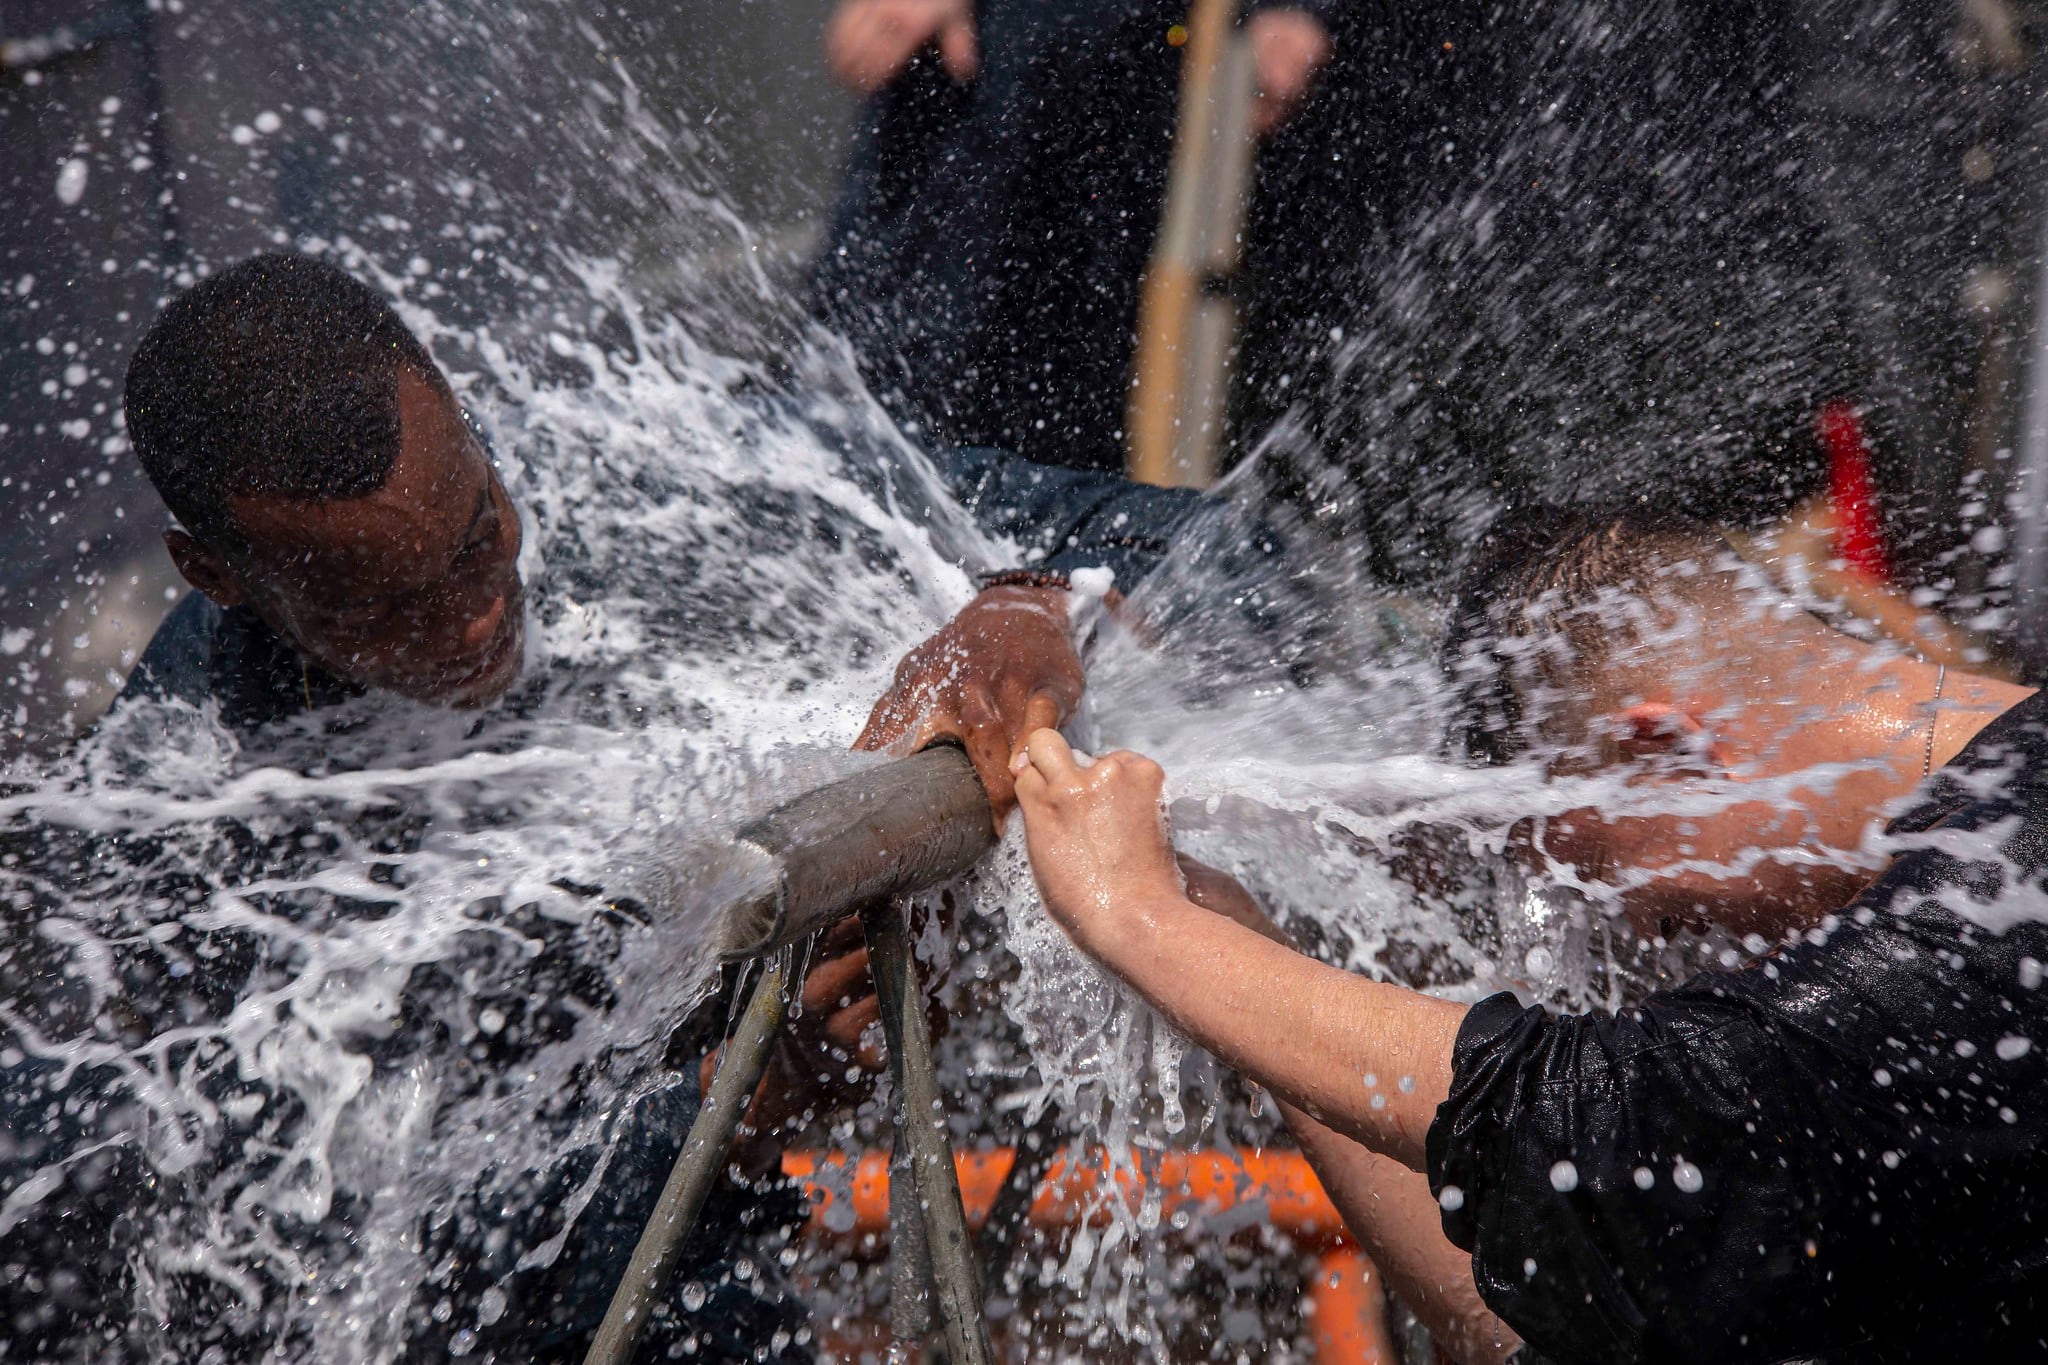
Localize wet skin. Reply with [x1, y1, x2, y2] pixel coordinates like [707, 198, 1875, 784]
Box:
[1523, 609, 2035, 939]
[165, 367, 526, 708]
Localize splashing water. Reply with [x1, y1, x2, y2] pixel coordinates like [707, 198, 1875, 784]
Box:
[6, 0, 2002, 1361]
[0, 243, 1557, 1362]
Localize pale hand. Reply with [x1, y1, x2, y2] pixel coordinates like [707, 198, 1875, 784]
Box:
[1248, 9, 1333, 136]
[1011, 728, 1184, 954]
[823, 0, 978, 94]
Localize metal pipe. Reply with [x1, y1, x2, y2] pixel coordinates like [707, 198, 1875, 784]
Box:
[587, 747, 996, 1360]
[717, 746, 995, 961]
[2010, 203, 2048, 672]
[583, 957, 791, 1365]
[862, 898, 995, 1365]
[977, 1110, 1063, 1290]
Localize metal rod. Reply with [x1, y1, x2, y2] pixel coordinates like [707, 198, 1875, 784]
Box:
[583, 957, 791, 1365]
[862, 898, 995, 1365]
[885, 1126, 937, 1353]
[977, 1111, 1063, 1291]
[2010, 202, 2048, 671]
[125, 0, 186, 268]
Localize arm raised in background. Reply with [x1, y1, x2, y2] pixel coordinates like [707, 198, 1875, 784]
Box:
[823, 0, 977, 94]
[1009, 727, 1467, 1170]
[1246, 8, 1334, 135]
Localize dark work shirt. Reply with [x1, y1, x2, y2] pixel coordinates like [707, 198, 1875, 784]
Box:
[813, 0, 1337, 474]
[34, 597, 812, 1361]
[114, 590, 359, 728]
[1429, 688, 2048, 1364]
[76, 449, 1194, 1353]
[934, 445, 1205, 588]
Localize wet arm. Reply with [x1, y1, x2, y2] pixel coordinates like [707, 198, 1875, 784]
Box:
[1081, 888, 1465, 1170]
[1276, 1098, 1520, 1364]
[1014, 731, 1466, 1168]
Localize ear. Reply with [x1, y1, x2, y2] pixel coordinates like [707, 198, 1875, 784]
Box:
[164, 528, 250, 608]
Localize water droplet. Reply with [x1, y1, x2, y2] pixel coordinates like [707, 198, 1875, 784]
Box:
[54, 159, 88, 206]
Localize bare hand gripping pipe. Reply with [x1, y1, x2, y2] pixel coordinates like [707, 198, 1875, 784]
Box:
[586, 745, 997, 1365]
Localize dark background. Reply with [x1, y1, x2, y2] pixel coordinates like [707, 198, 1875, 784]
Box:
[10, 0, 2048, 752]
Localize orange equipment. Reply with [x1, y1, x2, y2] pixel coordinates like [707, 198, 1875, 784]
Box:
[783, 1147, 1393, 1362]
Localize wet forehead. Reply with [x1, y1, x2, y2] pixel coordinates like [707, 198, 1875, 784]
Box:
[229, 369, 489, 603]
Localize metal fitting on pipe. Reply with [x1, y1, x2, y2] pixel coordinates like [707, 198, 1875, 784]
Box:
[716, 745, 996, 961]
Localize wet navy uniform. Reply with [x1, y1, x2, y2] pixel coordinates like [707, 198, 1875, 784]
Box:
[5, 597, 812, 1363]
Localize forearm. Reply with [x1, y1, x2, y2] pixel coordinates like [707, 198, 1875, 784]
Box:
[1277, 1099, 1519, 1364]
[1091, 893, 1466, 1169]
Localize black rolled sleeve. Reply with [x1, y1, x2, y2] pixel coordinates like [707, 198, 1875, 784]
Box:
[1427, 984, 1839, 1365]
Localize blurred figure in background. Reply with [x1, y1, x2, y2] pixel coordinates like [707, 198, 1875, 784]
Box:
[811, 0, 1334, 473]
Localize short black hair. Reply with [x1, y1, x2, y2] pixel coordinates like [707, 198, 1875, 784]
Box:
[123, 253, 442, 557]
[1440, 506, 1734, 765]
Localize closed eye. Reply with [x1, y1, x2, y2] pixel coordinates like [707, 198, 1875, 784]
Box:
[449, 482, 498, 572]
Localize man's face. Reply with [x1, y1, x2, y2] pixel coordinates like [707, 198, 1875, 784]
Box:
[221, 367, 527, 707]
[1515, 608, 1905, 939]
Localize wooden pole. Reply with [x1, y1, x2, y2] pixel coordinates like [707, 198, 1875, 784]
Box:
[1127, 0, 1257, 489]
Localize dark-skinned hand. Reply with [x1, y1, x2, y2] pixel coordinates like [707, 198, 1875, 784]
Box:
[857, 584, 1085, 821]
[699, 916, 953, 1171]
[698, 920, 883, 1168]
